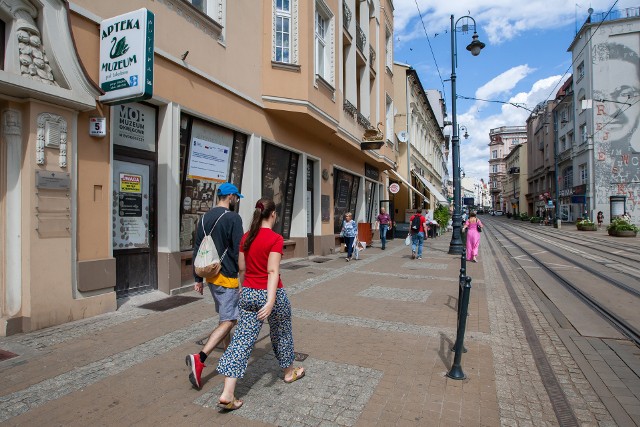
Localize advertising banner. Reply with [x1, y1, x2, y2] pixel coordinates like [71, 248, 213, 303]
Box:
[186, 137, 230, 182]
[99, 8, 154, 104]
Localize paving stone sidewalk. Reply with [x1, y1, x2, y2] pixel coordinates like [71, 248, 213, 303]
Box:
[0, 233, 627, 426]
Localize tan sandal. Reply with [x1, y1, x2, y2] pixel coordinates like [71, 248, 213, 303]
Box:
[218, 397, 243, 411]
[284, 366, 305, 383]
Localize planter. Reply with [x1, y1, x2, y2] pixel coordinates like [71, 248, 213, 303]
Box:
[578, 224, 597, 231]
[611, 230, 638, 237]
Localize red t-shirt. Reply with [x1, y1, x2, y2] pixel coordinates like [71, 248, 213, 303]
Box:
[239, 228, 284, 290]
[410, 214, 426, 233]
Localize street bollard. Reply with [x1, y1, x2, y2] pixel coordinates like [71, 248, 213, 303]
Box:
[452, 249, 468, 353]
[447, 276, 472, 380]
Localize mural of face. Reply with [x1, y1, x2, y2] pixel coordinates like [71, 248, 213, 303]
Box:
[594, 42, 640, 152]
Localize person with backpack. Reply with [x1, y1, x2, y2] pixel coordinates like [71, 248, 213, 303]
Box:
[186, 183, 244, 389]
[409, 210, 426, 260]
[216, 198, 305, 410]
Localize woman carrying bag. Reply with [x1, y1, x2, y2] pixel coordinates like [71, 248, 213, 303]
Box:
[340, 212, 358, 261]
[462, 211, 483, 262]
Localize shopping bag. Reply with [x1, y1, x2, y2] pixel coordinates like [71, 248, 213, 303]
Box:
[405, 234, 411, 246]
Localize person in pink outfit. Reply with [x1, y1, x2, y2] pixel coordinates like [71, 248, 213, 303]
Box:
[462, 211, 482, 262]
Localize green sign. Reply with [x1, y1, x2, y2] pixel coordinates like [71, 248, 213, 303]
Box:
[99, 8, 154, 104]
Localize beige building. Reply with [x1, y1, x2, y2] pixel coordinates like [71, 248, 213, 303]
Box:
[0, 0, 396, 335]
[526, 100, 557, 218]
[502, 143, 528, 216]
[392, 62, 448, 224]
[488, 126, 527, 211]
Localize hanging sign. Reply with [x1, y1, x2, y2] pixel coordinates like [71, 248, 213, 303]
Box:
[389, 183, 400, 194]
[99, 8, 154, 104]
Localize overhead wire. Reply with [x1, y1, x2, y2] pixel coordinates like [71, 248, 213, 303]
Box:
[412, 0, 447, 105]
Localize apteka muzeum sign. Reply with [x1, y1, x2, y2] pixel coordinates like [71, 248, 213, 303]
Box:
[99, 8, 154, 104]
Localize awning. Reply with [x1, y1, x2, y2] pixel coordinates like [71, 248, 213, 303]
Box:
[411, 171, 449, 205]
[386, 170, 429, 204]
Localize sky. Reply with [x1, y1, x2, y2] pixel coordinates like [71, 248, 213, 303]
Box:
[392, 0, 638, 182]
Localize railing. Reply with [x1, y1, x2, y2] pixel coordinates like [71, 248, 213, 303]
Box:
[343, 2, 352, 30]
[369, 46, 376, 67]
[357, 111, 370, 129]
[590, 7, 639, 23]
[343, 100, 357, 118]
[356, 24, 366, 54]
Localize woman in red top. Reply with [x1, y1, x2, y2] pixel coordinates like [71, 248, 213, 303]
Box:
[216, 198, 305, 410]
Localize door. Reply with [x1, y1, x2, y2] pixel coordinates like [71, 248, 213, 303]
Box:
[306, 160, 314, 255]
[112, 155, 157, 298]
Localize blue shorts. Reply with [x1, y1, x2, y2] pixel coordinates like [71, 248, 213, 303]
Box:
[208, 284, 240, 322]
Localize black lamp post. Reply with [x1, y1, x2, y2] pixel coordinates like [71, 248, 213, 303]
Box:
[448, 15, 485, 255]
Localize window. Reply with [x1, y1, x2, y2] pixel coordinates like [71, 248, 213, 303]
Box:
[385, 96, 393, 141]
[492, 150, 497, 159]
[385, 27, 392, 70]
[562, 166, 573, 189]
[560, 136, 566, 152]
[314, 1, 334, 84]
[579, 124, 587, 143]
[186, 0, 226, 28]
[568, 132, 574, 146]
[577, 61, 584, 81]
[492, 165, 498, 173]
[275, 0, 291, 63]
[272, 0, 298, 64]
[0, 19, 4, 71]
[579, 163, 587, 184]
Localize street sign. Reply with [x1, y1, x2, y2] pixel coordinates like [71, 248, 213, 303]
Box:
[389, 183, 400, 194]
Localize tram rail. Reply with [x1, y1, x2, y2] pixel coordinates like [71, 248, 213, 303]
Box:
[484, 220, 640, 347]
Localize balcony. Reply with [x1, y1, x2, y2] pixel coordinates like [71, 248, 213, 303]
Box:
[356, 24, 366, 54]
[343, 2, 352, 32]
[343, 99, 357, 119]
[357, 111, 370, 129]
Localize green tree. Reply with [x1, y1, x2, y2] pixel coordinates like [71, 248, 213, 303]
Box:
[434, 204, 451, 230]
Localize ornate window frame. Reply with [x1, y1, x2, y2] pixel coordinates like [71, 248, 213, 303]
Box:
[314, 0, 334, 86]
[36, 113, 67, 168]
[272, 0, 298, 65]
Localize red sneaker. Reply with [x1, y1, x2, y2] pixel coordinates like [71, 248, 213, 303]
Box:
[186, 354, 205, 389]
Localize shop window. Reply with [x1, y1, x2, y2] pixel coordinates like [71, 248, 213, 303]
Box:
[333, 168, 360, 234]
[178, 114, 247, 251]
[262, 143, 299, 239]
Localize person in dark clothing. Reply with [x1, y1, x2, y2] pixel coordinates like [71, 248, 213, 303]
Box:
[186, 183, 244, 389]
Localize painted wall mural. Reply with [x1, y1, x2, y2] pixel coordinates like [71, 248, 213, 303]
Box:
[592, 36, 640, 222]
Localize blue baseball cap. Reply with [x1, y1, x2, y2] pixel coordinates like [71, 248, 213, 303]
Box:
[217, 182, 244, 198]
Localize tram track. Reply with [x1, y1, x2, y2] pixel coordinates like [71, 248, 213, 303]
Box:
[506, 221, 640, 265]
[498, 222, 640, 283]
[485, 221, 640, 347]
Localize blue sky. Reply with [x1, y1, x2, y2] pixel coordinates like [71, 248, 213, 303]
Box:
[392, 0, 638, 181]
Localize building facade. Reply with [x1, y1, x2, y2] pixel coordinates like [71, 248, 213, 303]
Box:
[0, 0, 397, 334]
[392, 62, 448, 223]
[502, 144, 527, 216]
[488, 126, 527, 211]
[526, 101, 557, 218]
[567, 7, 640, 223]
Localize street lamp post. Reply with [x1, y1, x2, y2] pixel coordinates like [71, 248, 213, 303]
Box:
[448, 15, 485, 255]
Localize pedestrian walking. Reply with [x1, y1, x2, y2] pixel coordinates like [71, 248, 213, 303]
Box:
[216, 198, 305, 411]
[340, 212, 358, 261]
[409, 210, 426, 260]
[462, 211, 482, 262]
[375, 207, 391, 250]
[597, 211, 604, 228]
[186, 183, 244, 389]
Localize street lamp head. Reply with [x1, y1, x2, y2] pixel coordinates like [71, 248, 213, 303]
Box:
[466, 32, 485, 56]
[463, 130, 469, 139]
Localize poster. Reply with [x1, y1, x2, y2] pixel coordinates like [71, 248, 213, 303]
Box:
[112, 160, 149, 249]
[187, 137, 230, 182]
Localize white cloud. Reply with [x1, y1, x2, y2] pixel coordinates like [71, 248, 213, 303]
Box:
[456, 74, 562, 180]
[394, 0, 639, 44]
[476, 65, 534, 99]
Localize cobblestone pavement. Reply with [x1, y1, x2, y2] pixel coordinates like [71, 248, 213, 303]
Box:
[0, 233, 636, 426]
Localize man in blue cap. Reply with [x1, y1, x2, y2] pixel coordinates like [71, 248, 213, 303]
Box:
[186, 182, 244, 389]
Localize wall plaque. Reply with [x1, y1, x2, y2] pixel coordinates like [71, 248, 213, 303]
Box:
[36, 171, 70, 190]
